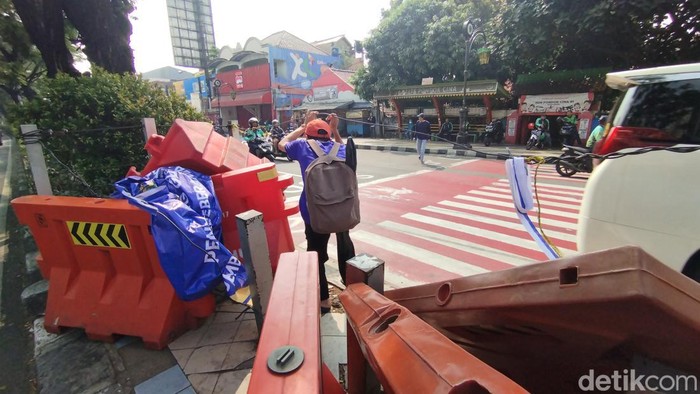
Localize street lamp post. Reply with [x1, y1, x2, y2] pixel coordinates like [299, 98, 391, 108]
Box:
[454, 18, 489, 150]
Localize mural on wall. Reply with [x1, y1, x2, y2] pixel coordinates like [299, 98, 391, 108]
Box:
[183, 75, 210, 100]
[268, 47, 338, 108]
[519, 92, 593, 114]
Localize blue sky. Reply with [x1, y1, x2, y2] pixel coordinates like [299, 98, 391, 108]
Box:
[129, 0, 392, 73]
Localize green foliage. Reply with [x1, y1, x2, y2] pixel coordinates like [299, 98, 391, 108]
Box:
[8, 69, 206, 196]
[353, 0, 502, 100]
[0, 0, 45, 106]
[493, 0, 700, 76]
[355, 0, 698, 101]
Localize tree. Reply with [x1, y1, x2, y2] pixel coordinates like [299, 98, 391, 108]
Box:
[8, 69, 205, 196]
[352, 0, 502, 100]
[0, 0, 45, 105]
[493, 0, 700, 76]
[11, 0, 136, 77]
[353, 0, 699, 100]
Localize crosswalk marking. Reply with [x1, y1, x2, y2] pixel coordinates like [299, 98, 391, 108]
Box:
[453, 195, 581, 218]
[378, 221, 535, 266]
[478, 187, 582, 203]
[421, 205, 577, 243]
[402, 212, 577, 255]
[351, 230, 489, 277]
[291, 161, 588, 291]
[436, 200, 578, 230]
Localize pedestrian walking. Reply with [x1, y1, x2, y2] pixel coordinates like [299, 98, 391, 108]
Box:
[414, 113, 431, 164]
[278, 111, 358, 313]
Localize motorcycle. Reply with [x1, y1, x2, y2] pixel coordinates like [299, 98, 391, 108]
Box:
[247, 137, 276, 162]
[559, 122, 578, 146]
[483, 119, 505, 146]
[525, 125, 548, 150]
[269, 134, 293, 161]
[555, 145, 593, 177]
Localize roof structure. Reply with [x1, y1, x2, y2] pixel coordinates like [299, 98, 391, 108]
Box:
[140, 66, 195, 81]
[375, 80, 510, 100]
[262, 31, 327, 55]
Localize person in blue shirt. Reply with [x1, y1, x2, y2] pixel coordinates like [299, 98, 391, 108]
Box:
[278, 111, 356, 313]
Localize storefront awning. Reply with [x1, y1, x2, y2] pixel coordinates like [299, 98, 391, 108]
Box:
[216, 90, 272, 107]
[294, 100, 354, 111]
[375, 80, 509, 100]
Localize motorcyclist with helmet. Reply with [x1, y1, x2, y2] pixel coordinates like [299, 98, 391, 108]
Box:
[269, 119, 286, 154]
[243, 117, 265, 142]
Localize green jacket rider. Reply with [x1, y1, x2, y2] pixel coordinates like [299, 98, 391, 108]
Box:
[244, 117, 266, 142]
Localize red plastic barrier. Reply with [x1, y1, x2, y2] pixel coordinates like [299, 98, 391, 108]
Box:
[248, 251, 323, 393]
[386, 246, 700, 393]
[11, 195, 215, 349]
[127, 118, 265, 177]
[340, 283, 528, 393]
[211, 162, 298, 273]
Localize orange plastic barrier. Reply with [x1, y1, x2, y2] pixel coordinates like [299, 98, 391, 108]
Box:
[11, 195, 215, 349]
[248, 251, 323, 393]
[127, 118, 265, 177]
[340, 283, 528, 393]
[211, 162, 298, 273]
[386, 246, 700, 393]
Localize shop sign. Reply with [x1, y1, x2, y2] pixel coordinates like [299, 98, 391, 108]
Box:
[519, 92, 593, 113]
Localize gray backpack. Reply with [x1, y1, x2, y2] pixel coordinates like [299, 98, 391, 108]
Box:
[304, 140, 360, 234]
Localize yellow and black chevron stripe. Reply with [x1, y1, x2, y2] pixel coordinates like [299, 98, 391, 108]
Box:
[67, 221, 131, 249]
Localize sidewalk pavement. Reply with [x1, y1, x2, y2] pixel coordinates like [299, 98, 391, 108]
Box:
[8, 135, 558, 394]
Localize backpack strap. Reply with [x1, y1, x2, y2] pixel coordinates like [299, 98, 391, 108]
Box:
[307, 140, 345, 162]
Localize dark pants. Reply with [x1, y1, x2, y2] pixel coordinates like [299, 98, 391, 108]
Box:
[304, 223, 356, 301]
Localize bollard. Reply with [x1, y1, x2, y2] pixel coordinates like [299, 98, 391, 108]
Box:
[236, 210, 273, 336]
[21, 124, 52, 195]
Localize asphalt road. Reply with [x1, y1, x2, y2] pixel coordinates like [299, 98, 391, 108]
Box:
[0, 137, 38, 393]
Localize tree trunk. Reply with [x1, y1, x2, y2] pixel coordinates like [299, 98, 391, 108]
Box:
[11, 0, 80, 77]
[63, 0, 136, 74]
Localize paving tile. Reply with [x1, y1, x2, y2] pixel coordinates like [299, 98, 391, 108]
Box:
[176, 386, 197, 394]
[197, 321, 241, 347]
[169, 322, 211, 350]
[187, 372, 220, 394]
[171, 348, 194, 368]
[221, 341, 257, 370]
[216, 301, 249, 313]
[134, 365, 190, 394]
[320, 312, 346, 336]
[321, 336, 347, 381]
[213, 369, 251, 394]
[183, 343, 232, 374]
[232, 319, 259, 342]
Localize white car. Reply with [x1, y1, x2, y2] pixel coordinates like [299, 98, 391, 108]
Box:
[578, 63, 700, 281]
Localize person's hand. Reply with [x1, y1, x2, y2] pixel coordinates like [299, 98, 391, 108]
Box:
[305, 110, 318, 124]
[326, 113, 339, 130]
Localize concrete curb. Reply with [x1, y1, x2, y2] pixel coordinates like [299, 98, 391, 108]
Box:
[355, 144, 518, 161]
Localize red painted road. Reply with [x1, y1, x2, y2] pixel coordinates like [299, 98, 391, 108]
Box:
[290, 159, 589, 290]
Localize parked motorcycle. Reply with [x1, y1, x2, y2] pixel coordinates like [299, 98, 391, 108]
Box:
[559, 122, 578, 146]
[483, 119, 505, 146]
[555, 145, 593, 177]
[247, 137, 276, 162]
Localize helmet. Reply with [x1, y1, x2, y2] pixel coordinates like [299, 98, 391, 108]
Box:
[528, 122, 535, 130]
[599, 115, 608, 123]
[248, 117, 259, 127]
[272, 119, 279, 124]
